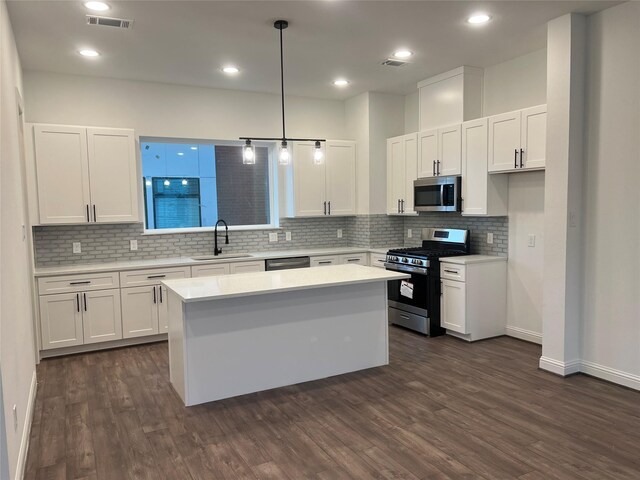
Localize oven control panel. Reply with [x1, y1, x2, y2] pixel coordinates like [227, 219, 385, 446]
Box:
[385, 255, 429, 268]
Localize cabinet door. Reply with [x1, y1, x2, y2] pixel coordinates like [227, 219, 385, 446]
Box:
[293, 141, 326, 216]
[191, 264, 231, 278]
[488, 111, 521, 172]
[82, 289, 123, 344]
[158, 286, 169, 333]
[386, 136, 405, 214]
[34, 125, 91, 224]
[39, 293, 84, 350]
[310, 255, 339, 267]
[403, 134, 418, 215]
[438, 124, 462, 176]
[521, 105, 546, 170]
[121, 286, 159, 338]
[87, 128, 139, 223]
[461, 119, 489, 215]
[417, 129, 438, 178]
[325, 140, 356, 216]
[229, 261, 265, 274]
[441, 279, 467, 334]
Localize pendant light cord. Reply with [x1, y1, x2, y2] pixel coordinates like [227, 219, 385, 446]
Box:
[279, 25, 286, 141]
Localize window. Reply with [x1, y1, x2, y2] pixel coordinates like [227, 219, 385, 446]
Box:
[141, 139, 273, 231]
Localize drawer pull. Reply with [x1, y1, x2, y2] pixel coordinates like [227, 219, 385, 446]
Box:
[70, 281, 91, 285]
[346, 258, 360, 262]
[444, 269, 459, 274]
[147, 274, 167, 279]
[318, 261, 332, 265]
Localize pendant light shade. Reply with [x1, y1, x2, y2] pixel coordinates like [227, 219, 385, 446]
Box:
[279, 140, 290, 165]
[242, 139, 256, 165]
[239, 20, 324, 166]
[313, 140, 324, 165]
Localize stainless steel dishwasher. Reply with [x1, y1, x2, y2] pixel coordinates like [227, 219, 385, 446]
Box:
[265, 256, 311, 271]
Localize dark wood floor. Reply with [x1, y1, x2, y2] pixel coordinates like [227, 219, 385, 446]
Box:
[25, 327, 640, 480]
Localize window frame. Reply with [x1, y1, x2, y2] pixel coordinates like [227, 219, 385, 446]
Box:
[139, 137, 280, 234]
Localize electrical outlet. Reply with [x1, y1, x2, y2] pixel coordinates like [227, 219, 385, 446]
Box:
[337, 229, 343, 239]
[487, 233, 494, 244]
[285, 231, 292, 241]
[73, 242, 82, 254]
[407, 229, 412, 238]
[528, 234, 536, 247]
[13, 405, 17, 431]
[130, 239, 138, 251]
[269, 232, 278, 243]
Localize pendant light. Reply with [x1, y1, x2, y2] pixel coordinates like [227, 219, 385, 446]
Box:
[240, 20, 325, 166]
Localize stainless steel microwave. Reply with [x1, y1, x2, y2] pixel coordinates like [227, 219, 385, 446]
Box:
[413, 176, 461, 212]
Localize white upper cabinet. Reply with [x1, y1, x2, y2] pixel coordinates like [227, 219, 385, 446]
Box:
[87, 128, 139, 223]
[33, 124, 140, 224]
[34, 125, 92, 224]
[461, 118, 508, 217]
[325, 140, 357, 216]
[284, 140, 356, 217]
[488, 105, 546, 173]
[438, 124, 462, 176]
[387, 133, 417, 215]
[417, 129, 438, 178]
[520, 105, 547, 170]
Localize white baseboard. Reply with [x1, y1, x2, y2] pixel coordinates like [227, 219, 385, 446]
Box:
[505, 325, 542, 344]
[581, 360, 640, 391]
[15, 370, 37, 480]
[539, 356, 581, 376]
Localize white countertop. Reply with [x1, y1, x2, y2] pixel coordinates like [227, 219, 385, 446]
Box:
[439, 254, 507, 265]
[163, 264, 409, 303]
[33, 246, 385, 277]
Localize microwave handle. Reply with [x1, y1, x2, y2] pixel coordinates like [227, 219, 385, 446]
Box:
[441, 185, 446, 207]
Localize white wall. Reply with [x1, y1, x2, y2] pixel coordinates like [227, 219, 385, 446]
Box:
[404, 91, 419, 134]
[483, 49, 547, 116]
[482, 51, 547, 343]
[23, 71, 347, 141]
[0, 2, 38, 478]
[581, 1, 640, 387]
[345, 93, 370, 214]
[506, 172, 545, 343]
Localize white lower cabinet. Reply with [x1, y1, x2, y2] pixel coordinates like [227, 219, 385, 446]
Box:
[82, 289, 122, 344]
[39, 292, 84, 350]
[121, 286, 160, 338]
[39, 287, 123, 350]
[158, 286, 169, 333]
[340, 253, 367, 265]
[440, 257, 507, 341]
[368, 252, 387, 269]
[310, 255, 339, 267]
[311, 253, 368, 267]
[191, 263, 231, 277]
[229, 260, 265, 274]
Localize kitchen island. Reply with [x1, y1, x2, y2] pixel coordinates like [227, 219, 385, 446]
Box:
[162, 264, 409, 406]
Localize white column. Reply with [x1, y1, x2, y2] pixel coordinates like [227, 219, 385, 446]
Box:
[540, 13, 587, 375]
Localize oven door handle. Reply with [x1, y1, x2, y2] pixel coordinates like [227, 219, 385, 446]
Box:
[384, 263, 428, 275]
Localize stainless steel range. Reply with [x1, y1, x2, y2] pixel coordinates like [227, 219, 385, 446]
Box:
[385, 228, 470, 335]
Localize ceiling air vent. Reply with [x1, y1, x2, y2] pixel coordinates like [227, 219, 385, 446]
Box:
[381, 58, 410, 67]
[86, 15, 133, 29]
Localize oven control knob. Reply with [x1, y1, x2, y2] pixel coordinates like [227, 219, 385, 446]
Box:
[402, 258, 408, 263]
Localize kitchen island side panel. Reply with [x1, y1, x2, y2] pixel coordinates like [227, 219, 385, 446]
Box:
[168, 290, 187, 403]
[180, 282, 388, 406]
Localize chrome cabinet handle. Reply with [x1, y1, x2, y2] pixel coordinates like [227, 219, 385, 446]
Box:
[514, 149, 518, 168]
[520, 148, 524, 168]
[432, 160, 436, 176]
[437, 160, 441, 176]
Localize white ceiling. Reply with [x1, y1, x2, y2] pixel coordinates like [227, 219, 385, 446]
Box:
[7, 0, 618, 100]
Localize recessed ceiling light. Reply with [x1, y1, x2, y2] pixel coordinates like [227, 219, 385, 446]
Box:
[190, 146, 198, 150]
[333, 79, 349, 87]
[467, 13, 491, 24]
[177, 152, 184, 156]
[393, 50, 413, 59]
[222, 66, 240, 74]
[84, 1, 110, 11]
[78, 49, 100, 57]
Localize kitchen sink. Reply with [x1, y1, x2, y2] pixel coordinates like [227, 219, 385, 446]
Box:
[190, 254, 253, 261]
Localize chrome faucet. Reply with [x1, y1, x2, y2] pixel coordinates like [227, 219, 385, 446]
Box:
[214, 219, 229, 256]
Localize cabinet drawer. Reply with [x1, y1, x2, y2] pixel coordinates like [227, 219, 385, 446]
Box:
[310, 255, 339, 267]
[120, 266, 190, 287]
[38, 271, 120, 295]
[229, 260, 265, 274]
[340, 253, 367, 265]
[440, 263, 466, 282]
[191, 263, 231, 278]
[369, 253, 387, 269]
